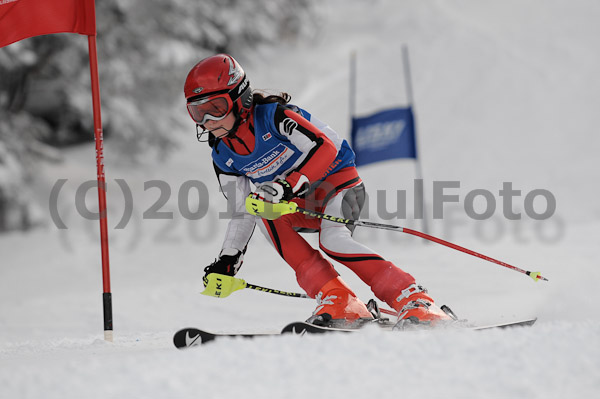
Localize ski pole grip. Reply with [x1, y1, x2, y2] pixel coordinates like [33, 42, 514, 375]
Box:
[201, 274, 247, 298]
[245, 196, 298, 220]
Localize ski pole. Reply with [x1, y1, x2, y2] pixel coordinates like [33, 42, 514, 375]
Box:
[202, 273, 309, 299]
[245, 196, 549, 282]
[202, 273, 405, 316]
[246, 282, 309, 298]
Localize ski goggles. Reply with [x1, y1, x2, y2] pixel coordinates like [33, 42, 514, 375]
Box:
[187, 94, 232, 125]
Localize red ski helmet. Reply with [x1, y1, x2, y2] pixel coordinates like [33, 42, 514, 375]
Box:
[184, 54, 252, 127]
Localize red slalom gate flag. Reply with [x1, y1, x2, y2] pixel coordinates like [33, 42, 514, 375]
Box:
[0, 0, 96, 48]
[1, 0, 113, 341]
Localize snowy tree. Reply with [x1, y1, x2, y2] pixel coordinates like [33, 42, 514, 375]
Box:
[0, 0, 317, 231]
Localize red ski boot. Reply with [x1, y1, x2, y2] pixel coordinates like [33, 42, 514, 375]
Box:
[306, 277, 373, 328]
[392, 284, 453, 329]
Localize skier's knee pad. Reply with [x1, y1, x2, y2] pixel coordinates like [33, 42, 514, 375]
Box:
[341, 183, 365, 234]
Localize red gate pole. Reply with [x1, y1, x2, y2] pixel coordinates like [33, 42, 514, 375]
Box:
[87, 34, 113, 342]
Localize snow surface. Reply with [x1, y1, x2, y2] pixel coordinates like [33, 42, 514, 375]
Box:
[1, 0, 600, 398]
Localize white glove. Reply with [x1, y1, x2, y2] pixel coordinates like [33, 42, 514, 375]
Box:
[252, 174, 309, 203]
[253, 179, 292, 203]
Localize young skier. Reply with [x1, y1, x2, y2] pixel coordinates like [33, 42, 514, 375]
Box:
[184, 54, 452, 328]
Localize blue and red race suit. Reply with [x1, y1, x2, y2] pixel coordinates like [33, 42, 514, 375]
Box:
[211, 102, 415, 306]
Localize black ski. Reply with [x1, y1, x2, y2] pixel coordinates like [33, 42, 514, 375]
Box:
[173, 318, 537, 348]
[472, 318, 537, 330]
[280, 322, 358, 335]
[280, 318, 538, 335]
[173, 327, 276, 349]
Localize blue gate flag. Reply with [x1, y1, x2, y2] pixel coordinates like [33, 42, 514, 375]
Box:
[350, 107, 417, 167]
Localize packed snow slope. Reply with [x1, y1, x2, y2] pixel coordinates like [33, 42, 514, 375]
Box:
[1, 0, 599, 398]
